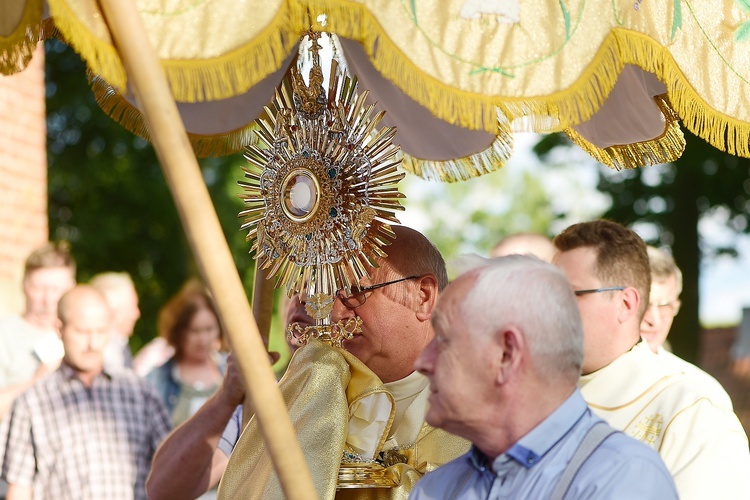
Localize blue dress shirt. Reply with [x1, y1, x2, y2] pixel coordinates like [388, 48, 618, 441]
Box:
[410, 389, 677, 499]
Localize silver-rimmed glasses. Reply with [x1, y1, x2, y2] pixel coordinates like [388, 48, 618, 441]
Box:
[573, 286, 626, 296]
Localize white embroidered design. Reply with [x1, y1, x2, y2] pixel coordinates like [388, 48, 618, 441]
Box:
[459, 0, 520, 24]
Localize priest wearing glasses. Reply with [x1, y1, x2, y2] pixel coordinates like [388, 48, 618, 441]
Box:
[148, 225, 469, 499]
[552, 219, 750, 500]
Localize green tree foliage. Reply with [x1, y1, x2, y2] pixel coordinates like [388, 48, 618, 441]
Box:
[400, 164, 559, 266]
[399, 134, 614, 271]
[535, 131, 750, 362]
[45, 40, 255, 352]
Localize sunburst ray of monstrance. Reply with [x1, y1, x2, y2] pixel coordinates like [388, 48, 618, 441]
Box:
[238, 32, 405, 347]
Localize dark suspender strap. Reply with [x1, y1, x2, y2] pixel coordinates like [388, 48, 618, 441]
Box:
[549, 421, 619, 500]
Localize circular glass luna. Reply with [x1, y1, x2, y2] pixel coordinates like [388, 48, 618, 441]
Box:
[280, 169, 321, 222]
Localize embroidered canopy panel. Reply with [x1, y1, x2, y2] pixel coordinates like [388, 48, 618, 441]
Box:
[2, 0, 749, 179]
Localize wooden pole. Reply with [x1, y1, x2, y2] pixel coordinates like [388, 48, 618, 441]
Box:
[96, 1, 316, 498]
[253, 266, 275, 345]
[246, 265, 275, 428]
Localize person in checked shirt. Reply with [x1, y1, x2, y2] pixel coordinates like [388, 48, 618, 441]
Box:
[1, 285, 172, 500]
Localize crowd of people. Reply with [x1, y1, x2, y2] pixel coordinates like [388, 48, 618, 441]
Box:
[0, 220, 748, 499]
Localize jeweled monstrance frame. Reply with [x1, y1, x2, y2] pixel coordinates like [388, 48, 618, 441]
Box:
[239, 32, 405, 348]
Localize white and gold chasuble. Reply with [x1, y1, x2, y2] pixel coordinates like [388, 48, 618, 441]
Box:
[579, 341, 750, 499]
[218, 340, 469, 499]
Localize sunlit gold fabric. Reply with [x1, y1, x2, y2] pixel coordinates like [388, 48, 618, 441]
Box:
[44, 0, 291, 102]
[218, 340, 352, 499]
[217, 339, 469, 499]
[336, 426, 471, 500]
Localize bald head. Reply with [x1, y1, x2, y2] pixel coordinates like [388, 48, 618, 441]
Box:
[57, 285, 112, 382]
[491, 233, 555, 262]
[331, 225, 444, 382]
[58, 285, 110, 325]
[377, 225, 448, 291]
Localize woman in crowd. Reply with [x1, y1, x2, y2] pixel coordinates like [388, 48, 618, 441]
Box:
[146, 279, 227, 426]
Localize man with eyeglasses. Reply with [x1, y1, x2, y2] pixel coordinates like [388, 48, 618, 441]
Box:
[148, 226, 469, 499]
[641, 245, 733, 408]
[323, 225, 471, 497]
[552, 219, 749, 500]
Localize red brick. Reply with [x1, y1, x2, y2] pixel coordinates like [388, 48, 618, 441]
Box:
[0, 44, 47, 316]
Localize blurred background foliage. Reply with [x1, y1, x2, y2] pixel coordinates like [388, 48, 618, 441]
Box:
[533, 130, 750, 362]
[44, 39, 300, 362]
[46, 37, 750, 365]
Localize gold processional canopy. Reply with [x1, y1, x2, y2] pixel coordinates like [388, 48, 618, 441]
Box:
[5, 1, 750, 496]
[4, 0, 750, 181]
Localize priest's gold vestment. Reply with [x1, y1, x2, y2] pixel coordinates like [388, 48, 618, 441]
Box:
[218, 340, 469, 499]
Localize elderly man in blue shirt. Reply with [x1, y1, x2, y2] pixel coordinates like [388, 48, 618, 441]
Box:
[410, 255, 677, 499]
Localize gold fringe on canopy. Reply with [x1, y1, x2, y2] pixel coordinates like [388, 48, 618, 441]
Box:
[288, 1, 500, 133]
[158, 12, 298, 104]
[82, 17, 692, 177]
[565, 95, 686, 171]
[613, 28, 750, 159]
[45, 0, 126, 93]
[399, 121, 515, 182]
[288, 2, 750, 168]
[0, 0, 48, 75]
[47, 0, 300, 102]
[3, 0, 750, 177]
[89, 75, 260, 158]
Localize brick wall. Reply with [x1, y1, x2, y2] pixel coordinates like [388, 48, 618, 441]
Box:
[0, 44, 48, 316]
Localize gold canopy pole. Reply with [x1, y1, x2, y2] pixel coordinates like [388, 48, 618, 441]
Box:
[95, 1, 316, 498]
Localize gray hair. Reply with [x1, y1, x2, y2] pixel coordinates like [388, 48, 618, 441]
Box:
[460, 255, 583, 380]
[90, 272, 136, 306]
[646, 246, 683, 295]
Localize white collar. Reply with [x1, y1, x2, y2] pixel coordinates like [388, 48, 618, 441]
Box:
[384, 370, 429, 402]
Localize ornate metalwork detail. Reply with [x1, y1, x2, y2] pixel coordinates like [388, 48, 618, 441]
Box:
[239, 31, 405, 302]
[286, 317, 363, 349]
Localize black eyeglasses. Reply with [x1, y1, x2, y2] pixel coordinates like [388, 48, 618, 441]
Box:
[336, 276, 420, 309]
[573, 286, 626, 296]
